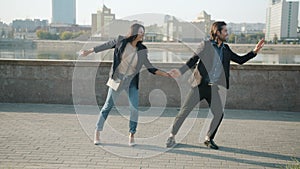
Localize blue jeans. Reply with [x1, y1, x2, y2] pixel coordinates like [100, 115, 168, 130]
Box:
[95, 84, 139, 134]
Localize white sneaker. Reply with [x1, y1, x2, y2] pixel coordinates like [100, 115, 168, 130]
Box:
[94, 130, 100, 145]
[128, 136, 136, 147]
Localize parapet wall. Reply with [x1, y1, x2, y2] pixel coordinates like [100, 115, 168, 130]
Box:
[0, 59, 299, 112]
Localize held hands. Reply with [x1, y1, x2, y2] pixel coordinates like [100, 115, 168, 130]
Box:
[168, 69, 181, 78]
[156, 70, 173, 78]
[253, 39, 265, 54]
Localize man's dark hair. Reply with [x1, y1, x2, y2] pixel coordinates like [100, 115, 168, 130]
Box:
[210, 21, 227, 40]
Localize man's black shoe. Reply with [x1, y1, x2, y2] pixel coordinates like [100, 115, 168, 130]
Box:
[166, 137, 176, 148]
[204, 139, 219, 150]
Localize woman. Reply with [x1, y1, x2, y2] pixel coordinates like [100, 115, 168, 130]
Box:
[81, 23, 170, 146]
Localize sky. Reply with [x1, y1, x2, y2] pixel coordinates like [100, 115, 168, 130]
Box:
[0, 0, 299, 25]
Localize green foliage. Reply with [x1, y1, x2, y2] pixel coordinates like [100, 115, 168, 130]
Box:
[71, 31, 83, 39]
[36, 30, 59, 40]
[36, 30, 83, 40]
[283, 40, 286, 44]
[273, 34, 278, 44]
[59, 31, 73, 40]
[228, 34, 236, 43]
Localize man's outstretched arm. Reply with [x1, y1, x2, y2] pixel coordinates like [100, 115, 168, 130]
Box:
[230, 39, 265, 64]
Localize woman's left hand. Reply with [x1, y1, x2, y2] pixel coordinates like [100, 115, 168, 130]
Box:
[80, 49, 94, 57]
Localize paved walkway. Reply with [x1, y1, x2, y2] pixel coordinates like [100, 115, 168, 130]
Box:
[0, 103, 299, 169]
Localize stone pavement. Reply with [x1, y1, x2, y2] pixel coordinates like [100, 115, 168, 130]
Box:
[0, 103, 299, 169]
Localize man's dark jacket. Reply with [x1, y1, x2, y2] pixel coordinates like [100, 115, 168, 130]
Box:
[179, 40, 257, 89]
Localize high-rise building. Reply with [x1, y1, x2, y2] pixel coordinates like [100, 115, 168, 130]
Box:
[265, 0, 299, 41]
[52, 0, 76, 25]
[91, 5, 115, 37]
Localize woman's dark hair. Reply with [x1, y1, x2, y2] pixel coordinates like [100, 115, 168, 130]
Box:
[126, 23, 145, 43]
[210, 21, 227, 40]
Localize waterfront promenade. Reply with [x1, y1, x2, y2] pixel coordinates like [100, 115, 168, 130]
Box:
[0, 103, 299, 169]
[1, 41, 300, 169]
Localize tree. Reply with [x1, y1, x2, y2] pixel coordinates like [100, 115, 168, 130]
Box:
[282, 40, 286, 44]
[36, 30, 44, 39]
[36, 30, 84, 40]
[273, 34, 278, 44]
[72, 31, 83, 39]
[59, 31, 73, 40]
[245, 34, 252, 43]
[36, 30, 59, 40]
[228, 34, 236, 43]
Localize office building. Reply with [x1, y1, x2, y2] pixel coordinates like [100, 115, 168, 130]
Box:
[52, 0, 76, 25]
[91, 5, 115, 38]
[265, 0, 299, 41]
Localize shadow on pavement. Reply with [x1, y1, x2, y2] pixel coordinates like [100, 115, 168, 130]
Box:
[93, 142, 296, 168]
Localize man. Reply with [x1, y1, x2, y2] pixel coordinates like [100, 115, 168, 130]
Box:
[166, 21, 264, 149]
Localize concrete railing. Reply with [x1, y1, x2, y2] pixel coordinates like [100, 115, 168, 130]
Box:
[34, 40, 300, 54]
[0, 59, 299, 112]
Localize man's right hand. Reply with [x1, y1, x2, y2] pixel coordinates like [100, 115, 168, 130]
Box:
[253, 39, 265, 54]
[168, 69, 182, 78]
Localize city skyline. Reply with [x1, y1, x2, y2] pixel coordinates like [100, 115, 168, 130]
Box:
[1, 0, 299, 25]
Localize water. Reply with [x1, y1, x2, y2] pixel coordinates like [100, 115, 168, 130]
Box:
[0, 48, 299, 64]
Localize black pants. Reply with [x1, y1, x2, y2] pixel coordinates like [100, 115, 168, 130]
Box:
[171, 84, 226, 140]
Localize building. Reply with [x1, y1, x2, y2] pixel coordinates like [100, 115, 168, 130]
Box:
[91, 13, 98, 34]
[163, 15, 181, 42]
[180, 22, 206, 42]
[10, 19, 48, 39]
[0, 21, 12, 39]
[12, 19, 48, 33]
[91, 19, 143, 41]
[163, 15, 206, 42]
[227, 23, 266, 35]
[144, 24, 164, 42]
[194, 11, 214, 35]
[91, 5, 115, 38]
[106, 19, 142, 39]
[91, 5, 147, 40]
[265, 0, 299, 42]
[52, 0, 76, 25]
[0, 22, 11, 33]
